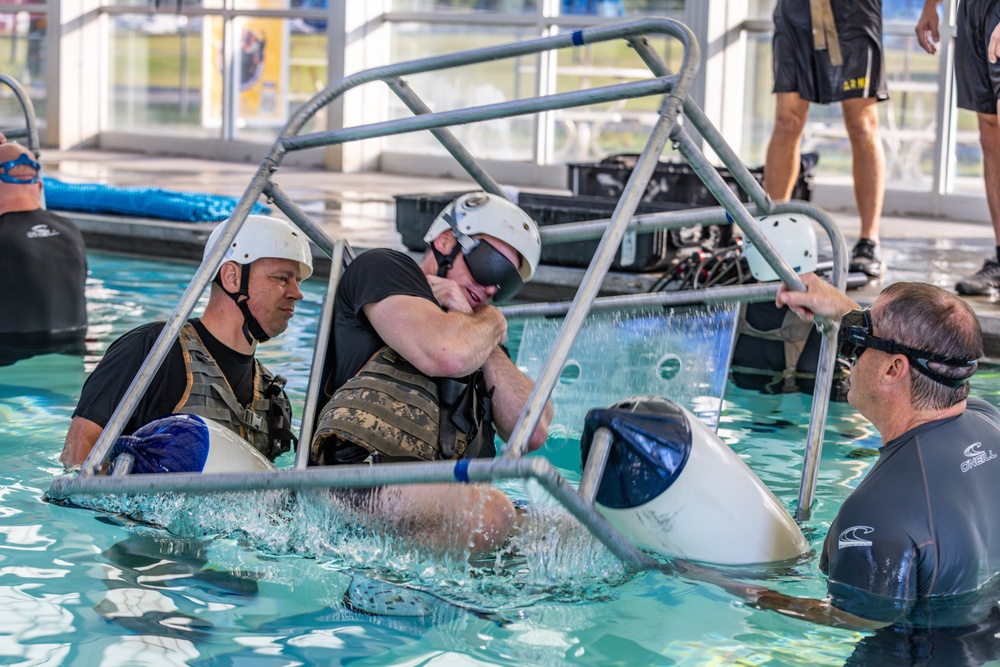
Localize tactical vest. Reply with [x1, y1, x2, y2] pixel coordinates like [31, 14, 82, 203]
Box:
[311, 346, 495, 464]
[174, 322, 295, 461]
[729, 303, 850, 399]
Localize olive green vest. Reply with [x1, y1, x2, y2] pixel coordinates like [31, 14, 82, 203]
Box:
[174, 322, 291, 461]
[311, 346, 495, 464]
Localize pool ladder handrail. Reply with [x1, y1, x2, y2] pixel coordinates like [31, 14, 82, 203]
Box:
[50, 17, 847, 570]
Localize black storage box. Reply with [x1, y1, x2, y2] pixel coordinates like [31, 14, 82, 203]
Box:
[567, 153, 815, 206]
[395, 191, 728, 272]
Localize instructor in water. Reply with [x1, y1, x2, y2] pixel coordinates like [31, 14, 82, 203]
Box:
[699, 275, 998, 631]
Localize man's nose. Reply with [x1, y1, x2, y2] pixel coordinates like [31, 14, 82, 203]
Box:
[288, 279, 304, 300]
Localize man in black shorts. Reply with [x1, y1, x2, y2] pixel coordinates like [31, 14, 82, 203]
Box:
[918, 0, 1000, 296]
[310, 191, 553, 555]
[61, 215, 313, 469]
[766, 0, 888, 279]
[696, 276, 997, 637]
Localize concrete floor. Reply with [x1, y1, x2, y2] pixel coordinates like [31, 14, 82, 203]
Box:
[39, 146, 1000, 356]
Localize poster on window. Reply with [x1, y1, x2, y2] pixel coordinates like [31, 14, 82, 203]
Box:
[202, 1, 289, 129]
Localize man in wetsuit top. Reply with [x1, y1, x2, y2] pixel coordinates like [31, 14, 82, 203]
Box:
[310, 191, 553, 555]
[697, 276, 997, 634]
[917, 0, 1000, 296]
[0, 137, 87, 366]
[62, 215, 312, 469]
[765, 0, 888, 279]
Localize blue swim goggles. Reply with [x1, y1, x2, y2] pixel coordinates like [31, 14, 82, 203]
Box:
[0, 153, 41, 184]
[838, 307, 978, 388]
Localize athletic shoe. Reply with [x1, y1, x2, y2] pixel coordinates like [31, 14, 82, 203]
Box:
[849, 238, 883, 278]
[955, 256, 1000, 296]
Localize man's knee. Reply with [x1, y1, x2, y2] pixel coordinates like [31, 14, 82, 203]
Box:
[842, 102, 880, 141]
[772, 106, 808, 139]
[978, 111, 1000, 148]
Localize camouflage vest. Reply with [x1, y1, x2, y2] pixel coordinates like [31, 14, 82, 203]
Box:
[311, 346, 495, 463]
[174, 322, 293, 461]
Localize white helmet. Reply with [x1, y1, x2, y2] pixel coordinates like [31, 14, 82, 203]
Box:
[743, 213, 818, 282]
[205, 214, 314, 280]
[423, 192, 541, 284]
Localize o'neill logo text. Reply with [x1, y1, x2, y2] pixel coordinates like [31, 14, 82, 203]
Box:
[961, 442, 997, 473]
[838, 526, 874, 549]
[26, 224, 60, 239]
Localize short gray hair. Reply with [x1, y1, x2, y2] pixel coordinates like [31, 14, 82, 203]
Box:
[874, 282, 982, 410]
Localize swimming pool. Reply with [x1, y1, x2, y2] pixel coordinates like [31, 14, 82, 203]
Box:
[2, 251, 998, 666]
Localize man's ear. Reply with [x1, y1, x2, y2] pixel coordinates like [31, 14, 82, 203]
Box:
[883, 354, 910, 387]
[217, 261, 242, 292]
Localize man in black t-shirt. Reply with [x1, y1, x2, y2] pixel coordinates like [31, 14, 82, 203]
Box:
[696, 277, 996, 634]
[61, 215, 314, 469]
[918, 0, 1000, 296]
[766, 0, 888, 278]
[312, 192, 553, 555]
[0, 138, 87, 366]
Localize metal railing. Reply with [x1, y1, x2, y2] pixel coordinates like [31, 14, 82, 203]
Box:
[45, 17, 847, 569]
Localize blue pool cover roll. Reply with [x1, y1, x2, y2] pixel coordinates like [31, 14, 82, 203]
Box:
[43, 178, 271, 222]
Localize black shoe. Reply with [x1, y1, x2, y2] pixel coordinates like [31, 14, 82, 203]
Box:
[849, 238, 883, 278]
[955, 256, 1000, 296]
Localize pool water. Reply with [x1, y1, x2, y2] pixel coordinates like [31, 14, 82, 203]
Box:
[2, 251, 999, 666]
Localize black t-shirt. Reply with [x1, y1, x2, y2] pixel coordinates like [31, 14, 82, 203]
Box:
[326, 248, 436, 395]
[0, 209, 87, 336]
[821, 398, 1000, 625]
[73, 318, 256, 435]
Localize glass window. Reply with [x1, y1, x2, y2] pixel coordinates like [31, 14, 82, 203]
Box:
[108, 13, 219, 138]
[385, 22, 538, 161]
[0, 12, 46, 133]
[105, 1, 224, 8]
[882, 33, 940, 190]
[952, 108, 984, 195]
[740, 31, 773, 169]
[389, 1, 538, 13]
[552, 36, 682, 163]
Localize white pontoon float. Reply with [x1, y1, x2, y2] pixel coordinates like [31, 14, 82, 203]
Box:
[45, 18, 847, 571]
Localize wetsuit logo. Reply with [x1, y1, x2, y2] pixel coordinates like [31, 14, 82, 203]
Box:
[961, 442, 997, 473]
[838, 526, 873, 549]
[26, 224, 60, 239]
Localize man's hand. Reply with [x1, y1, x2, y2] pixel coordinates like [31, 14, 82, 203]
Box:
[990, 20, 1000, 63]
[915, 0, 942, 54]
[775, 272, 860, 323]
[426, 274, 473, 314]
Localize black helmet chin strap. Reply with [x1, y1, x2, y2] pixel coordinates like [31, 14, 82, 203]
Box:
[430, 210, 467, 278]
[215, 263, 271, 346]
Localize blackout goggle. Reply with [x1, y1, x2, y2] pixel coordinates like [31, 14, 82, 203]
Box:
[459, 236, 524, 305]
[838, 308, 979, 388]
[0, 153, 40, 184]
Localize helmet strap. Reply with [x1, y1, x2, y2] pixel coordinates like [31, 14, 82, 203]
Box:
[431, 237, 463, 278]
[215, 263, 272, 346]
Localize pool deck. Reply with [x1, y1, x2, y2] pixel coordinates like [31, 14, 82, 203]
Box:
[40, 147, 1000, 359]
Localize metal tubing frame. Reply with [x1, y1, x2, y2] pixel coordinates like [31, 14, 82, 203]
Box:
[54, 16, 846, 558]
[0, 74, 41, 157]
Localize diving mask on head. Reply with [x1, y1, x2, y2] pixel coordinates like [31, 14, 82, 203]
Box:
[837, 308, 979, 387]
[451, 233, 523, 304]
[0, 153, 40, 185]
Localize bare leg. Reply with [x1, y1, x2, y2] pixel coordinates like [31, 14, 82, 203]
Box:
[842, 97, 885, 242]
[977, 111, 1000, 247]
[764, 93, 811, 201]
[369, 483, 516, 556]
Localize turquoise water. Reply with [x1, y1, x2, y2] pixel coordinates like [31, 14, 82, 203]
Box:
[1, 251, 999, 666]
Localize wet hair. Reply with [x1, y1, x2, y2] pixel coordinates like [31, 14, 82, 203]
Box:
[874, 282, 982, 410]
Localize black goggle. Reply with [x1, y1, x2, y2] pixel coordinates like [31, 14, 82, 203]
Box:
[838, 308, 979, 388]
[0, 153, 40, 184]
[460, 237, 523, 305]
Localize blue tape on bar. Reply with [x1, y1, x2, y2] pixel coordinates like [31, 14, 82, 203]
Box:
[572, 30, 584, 46]
[454, 458, 470, 483]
